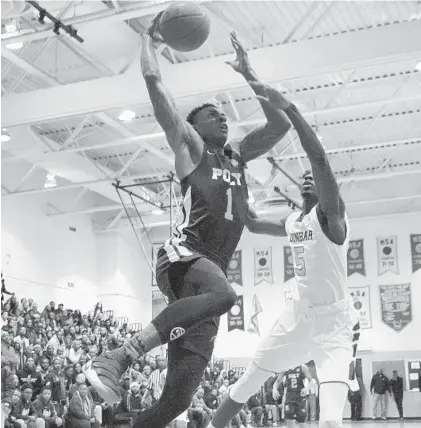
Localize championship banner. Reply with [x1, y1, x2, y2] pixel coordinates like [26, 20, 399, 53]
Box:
[410, 234, 421, 274]
[349, 286, 372, 329]
[379, 283, 412, 332]
[151, 242, 164, 286]
[247, 294, 263, 335]
[227, 250, 243, 286]
[227, 295, 245, 332]
[377, 236, 399, 275]
[152, 288, 168, 319]
[283, 246, 295, 282]
[347, 239, 366, 276]
[254, 247, 273, 285]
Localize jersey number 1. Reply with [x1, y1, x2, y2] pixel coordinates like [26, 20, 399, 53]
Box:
[225, 188, 234, 220]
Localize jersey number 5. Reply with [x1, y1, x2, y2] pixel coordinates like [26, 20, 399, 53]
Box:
[294, 246, 306, 276]
[225, 188, 234, 220]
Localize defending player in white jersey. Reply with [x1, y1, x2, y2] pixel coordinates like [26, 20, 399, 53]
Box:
[207, 88, 360, 428]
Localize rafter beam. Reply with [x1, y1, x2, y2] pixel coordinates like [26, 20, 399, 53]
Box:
[3, 19, 421, 128]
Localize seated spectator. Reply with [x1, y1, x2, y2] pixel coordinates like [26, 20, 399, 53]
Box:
[10, 383, 45, 428]
[42, 345, 56, 364]
[114, 382, 143, 425]
[204, 387, 219, 414]
[68, 341, 83, 365]
[38, 359, 51, 383]
[188, 387, 212, 428]
[47, 331, 64, 354]
[17, 358, 43, 400]
[247, 390, 264, 427]
[2, 374, 20, 400]
[69, 374, 87, 400]
[32, 386, 62, 428]
[67, 383, 98, 428]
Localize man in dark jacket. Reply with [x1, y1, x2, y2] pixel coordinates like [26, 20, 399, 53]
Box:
[33, 386, 63, 428]
[17, 357, 43, 400]
[370, 369, 389, 420]
[389, 370, 404, 420]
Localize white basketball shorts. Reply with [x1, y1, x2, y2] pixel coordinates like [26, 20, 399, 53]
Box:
[252, 294, 360, 386]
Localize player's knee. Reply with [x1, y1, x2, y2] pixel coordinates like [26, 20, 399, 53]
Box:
[217, 286, 237, 313]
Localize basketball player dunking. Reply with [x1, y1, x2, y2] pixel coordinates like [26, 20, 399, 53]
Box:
[207, 80, 360, 428]
[83, 20, 291, 428]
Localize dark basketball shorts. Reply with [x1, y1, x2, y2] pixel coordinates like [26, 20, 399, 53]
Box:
[284, 398, 307, 422]
[156, 245, 227, 361]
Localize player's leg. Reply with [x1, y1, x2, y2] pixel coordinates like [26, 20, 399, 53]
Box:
[133, 344, 208, 428]
[85, 257, 235, 403]
[209, 298, 311, 428]
[318, 382, 349, 428]
[284, 402, 297, 428]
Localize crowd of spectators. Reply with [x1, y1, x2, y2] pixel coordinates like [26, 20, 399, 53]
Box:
[1, 276, 316, 428]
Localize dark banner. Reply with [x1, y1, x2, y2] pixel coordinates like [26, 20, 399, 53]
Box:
[152, 288, 168, 319]
[283, 246, 294, 282]
[379, 283, 412, 332]
[410, 234, 421, 274]
[227, 295, 244, 332]
[347, 239, 366, 276]
[227, 250, 243, 286]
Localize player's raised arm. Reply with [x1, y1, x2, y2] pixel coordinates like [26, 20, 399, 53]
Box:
[140, 18, 202, 161]
[302, 364, 312, 382]
[226, 32, 291, 163]
[245, 205, 287, 237]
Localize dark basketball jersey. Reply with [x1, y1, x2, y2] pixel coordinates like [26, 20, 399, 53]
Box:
[164, 144, 249, 271]
[284, 366, 306, 402]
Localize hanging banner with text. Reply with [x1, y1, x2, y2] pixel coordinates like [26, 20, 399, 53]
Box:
[349, 286, 372, 329]
[152, 288, 168, 319]
[227, 250, 243, 286]
[283, 246, 295, 282]
[151, 242, 164, 286]
[347, 239, 366, 276]
[227, 295, 245, 332]
[254, 247, 273, 285]
[377, 236, 399, 275]
[379, 283, 412, 332]
[410, 234, 421, 274]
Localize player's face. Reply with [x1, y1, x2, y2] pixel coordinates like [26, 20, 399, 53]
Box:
[194, 106, 228, 146]
[300, 171, 318, 200]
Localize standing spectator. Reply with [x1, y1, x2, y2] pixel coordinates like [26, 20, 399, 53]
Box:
[1, 274, 13, 304]
[92, 303, 103, 321]
[14, 326, 30, 349]
[389, 370, 404, 420]
[2, 311, 9, 328]
[147, 356, 167, 402]
[370, 368, 389, 420]
[307, 377, 318, 421]
[68, 383, 98, 428]
[45, 358, 66, 417]
[32, 386, 63, 428]
[48, 330, 64, 353]
[11, 383, 45, 428]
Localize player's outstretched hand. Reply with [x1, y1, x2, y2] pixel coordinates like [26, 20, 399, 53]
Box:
[250, 81, 291, 111]
[226, 31, 252, 75]
[146, 11, 165, 43]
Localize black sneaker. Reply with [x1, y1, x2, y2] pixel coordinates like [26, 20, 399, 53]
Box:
[83, 342, 140, 404]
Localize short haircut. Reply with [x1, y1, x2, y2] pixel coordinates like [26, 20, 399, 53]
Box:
[41, 385, 52, 392]
[21, 383, 33, 391]
[186, 103, 218, 125]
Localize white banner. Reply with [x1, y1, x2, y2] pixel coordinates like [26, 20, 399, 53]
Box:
[377, 236, 399, 275]
[349, 286, 372, 329]
[254, 247, 273, 285]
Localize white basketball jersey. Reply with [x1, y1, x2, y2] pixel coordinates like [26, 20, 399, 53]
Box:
[285, 205, 349, 305]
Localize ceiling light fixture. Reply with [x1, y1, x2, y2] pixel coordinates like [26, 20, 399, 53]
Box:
[151, 207, 165, 216]
[1, 129, 12, 143]
[44, 173, 57, 189]
[118, 110, 136, 121]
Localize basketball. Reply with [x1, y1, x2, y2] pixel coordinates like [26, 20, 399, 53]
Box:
[158, 3, 210, 52]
